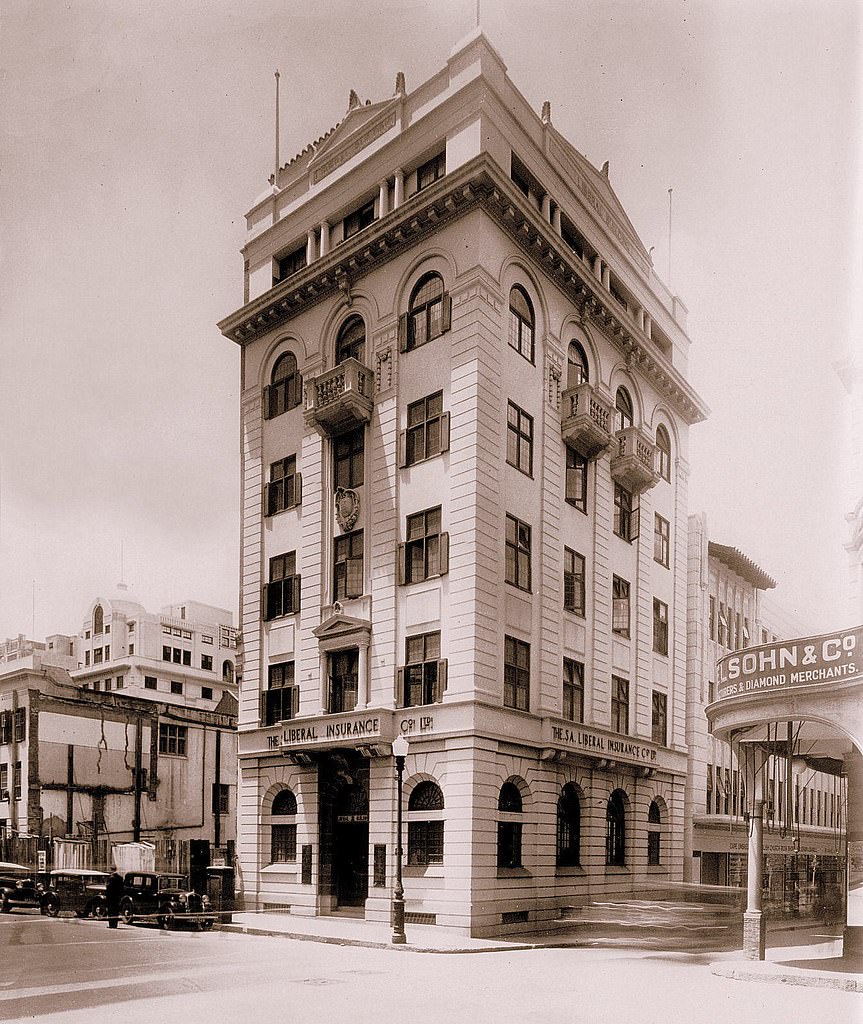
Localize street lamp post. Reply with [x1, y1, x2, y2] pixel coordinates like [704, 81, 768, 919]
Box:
[391, 733, 409, 945]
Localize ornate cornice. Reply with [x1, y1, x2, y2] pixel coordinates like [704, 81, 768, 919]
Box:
[218, 155, 708, 426]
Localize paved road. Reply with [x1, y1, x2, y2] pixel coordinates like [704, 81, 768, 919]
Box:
[1, 909, 860, 1024]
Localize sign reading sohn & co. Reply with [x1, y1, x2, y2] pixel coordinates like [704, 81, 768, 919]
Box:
[716, 625, 862, 701]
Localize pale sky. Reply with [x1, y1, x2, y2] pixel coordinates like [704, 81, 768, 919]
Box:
[0, 0, 859, 640]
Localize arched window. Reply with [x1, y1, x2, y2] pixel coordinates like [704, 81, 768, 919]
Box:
[222, 660, 234, 684]
[556, 783, 581, 867]
[271, 788, 297, 863]
[265, 352, 302, 419]
[606, 789, 627, 866]
[336, 315, 366, 365]
[93, 605, 104, 636]
[647, 800, 662, 866]
[407, 781, 444, 865]
[614, 386, 633, 432]
[403, 273, 450, 351]
[508, 286, 535, 363]
[656, 425, 672, 482]
[497, 781, 523, 868]
[567, 341, 589, 387]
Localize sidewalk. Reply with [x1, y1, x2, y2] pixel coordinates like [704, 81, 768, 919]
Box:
[219, 910, 863, 989]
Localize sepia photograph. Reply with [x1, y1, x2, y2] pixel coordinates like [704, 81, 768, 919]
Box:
[1, 1, 861, 1020]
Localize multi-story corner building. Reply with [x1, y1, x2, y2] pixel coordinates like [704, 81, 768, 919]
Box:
[70, 586, 239, 713]
[0, 656, 237, 877]
[219, 31, 708, 936]
[685, 514, 846, 915]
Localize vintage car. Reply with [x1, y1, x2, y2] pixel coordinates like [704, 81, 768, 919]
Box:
[39, 869, 109, 919]
[0, 862, 41, 913]
[119, 871, 214, 930]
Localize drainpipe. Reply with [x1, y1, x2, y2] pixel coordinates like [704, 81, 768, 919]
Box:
[214, 729, 222, 850]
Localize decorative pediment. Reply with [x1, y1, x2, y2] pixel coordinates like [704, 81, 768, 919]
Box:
[308, 98, 399, 184]
[313, 607, 371, 652]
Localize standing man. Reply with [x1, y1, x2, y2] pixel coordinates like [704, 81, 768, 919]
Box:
[105, 866, 125, 929]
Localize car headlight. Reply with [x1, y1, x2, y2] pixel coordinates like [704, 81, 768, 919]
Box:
[201, 894, 210, 907]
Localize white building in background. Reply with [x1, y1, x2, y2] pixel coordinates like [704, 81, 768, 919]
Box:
[71, 585, 239, 713]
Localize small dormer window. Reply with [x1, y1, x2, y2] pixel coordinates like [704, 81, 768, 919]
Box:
[343, 199, 375, 240]
[93, 605, 104, 635]
[416, 151, 445, 192]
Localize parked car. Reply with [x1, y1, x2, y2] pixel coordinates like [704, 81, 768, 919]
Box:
[39, 869, 109, 919]
[0, 862, 40, 913]
[119, 872, 214, 930]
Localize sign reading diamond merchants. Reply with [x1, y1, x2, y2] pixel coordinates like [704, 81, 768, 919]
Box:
[716, 625, 862, 701]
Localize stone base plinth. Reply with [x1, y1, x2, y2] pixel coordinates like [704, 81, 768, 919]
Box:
[743, 911, 766, 961]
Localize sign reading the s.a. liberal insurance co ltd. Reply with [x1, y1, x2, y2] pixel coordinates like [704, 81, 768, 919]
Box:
[716, 625, 863, 701]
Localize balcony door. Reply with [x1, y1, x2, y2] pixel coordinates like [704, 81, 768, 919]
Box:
[328, 650, 358, 714]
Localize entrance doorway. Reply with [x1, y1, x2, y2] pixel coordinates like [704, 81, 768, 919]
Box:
[318, 752, 369, 911]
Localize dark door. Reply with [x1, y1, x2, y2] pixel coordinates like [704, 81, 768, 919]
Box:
[332, 781, 368, 907]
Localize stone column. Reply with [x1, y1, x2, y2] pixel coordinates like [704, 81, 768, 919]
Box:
[844, 747, 863, 956]
[643, 313, 653, 340]
[319, 650, 328, 714]
[601, 265, 611, 290]
[319, 220, 330, 258]
[552, 206, 562, 236]
[356, 638, 370, 710]
[593, 255, 603, 281]
[743, 758, 766, 960]
[378, 180, 389, 218]
[306, 229, 316, 265]
[393, 170, 404, 210]
[541, 194, 551, 222]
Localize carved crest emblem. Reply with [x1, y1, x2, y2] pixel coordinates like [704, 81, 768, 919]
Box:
[335, 487, 360, 532]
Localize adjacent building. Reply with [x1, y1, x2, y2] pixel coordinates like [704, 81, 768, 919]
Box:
[685, 514, 847, 916]
[220, 31, 707, 935]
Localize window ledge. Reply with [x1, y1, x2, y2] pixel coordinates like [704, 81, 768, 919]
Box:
[647, 865, 668, 874]
[405, 864, 444, 879]
[261, 862, 298, 874]
[604, 865, 629, 875]
[555, 865, 585, 876]
[496, 867, 531, 878]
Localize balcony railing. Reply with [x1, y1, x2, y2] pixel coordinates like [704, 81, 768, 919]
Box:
[610, 426, 660, 493]
[304, 357, 374, 436]
[560, 383, 613, 459]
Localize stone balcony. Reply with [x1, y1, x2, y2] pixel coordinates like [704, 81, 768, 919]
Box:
[610, 426, 660, 493]
[304, 357, 374, 436]
[560, 383, 613, 459]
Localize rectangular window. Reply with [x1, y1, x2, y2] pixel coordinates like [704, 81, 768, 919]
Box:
[271, 824, 297, 863]
[201, 686, 213, 701]
[334, 530, 364, 601]
[201, 655, 213, 671]
[565, 446, 588, 512]
[506, 401, 533, 476]
[104, 678, 112, 691]
[735, 612, 742, 651]
[343, 198, 375, 239]
[104, 645, 110, 660]
[612, 576, 630, 637]
[13, 762, 21, 801]
[84, 651, 90, 666]
[172, 647, 181, 664]
[497, 821, 522, 869]
[402, 631, 444, 707]
[334, 427, 364, 489]
[563, 658, 584, 723]
[144, 676, 157, 690]
[504, 636, 530, 711]
[611, 676, 629, 734]
[128, 644, 134, 656]
[505, 514, 531, 591]
[651, 691, 667, 745]
[709, 596, 716, 641]
[0, 764, 7, 794]
[273, 243, 307, 285]
[212, 783, 229, 815]
[328, 650, 358, 714]
[407, 820, 444, 865]
[13, 708, 26, 743]
[94, 648, 103, 665]
[267, 455, 301, 515]
[202, 634, 213, 645]
[563, 548, 586, 616]
[158, 724, 187, 757]
[653, 598, 669, 655]
[264, 662, 296, 725]
[613, 483, 634, 541]
[182, 649, 191, 666]
[416, 151, 445, 191]
[718, 604, 727, 647]
[93, 680, 101, 692]
[171, 681, 183, 695]
[404, 392, 448, 466]
[402, 507, 447, 584]
[115, 676, 124, 689]
[706, 765, 713, 814]
[654, 514, 670, 567]
[264, 551, 301, 620]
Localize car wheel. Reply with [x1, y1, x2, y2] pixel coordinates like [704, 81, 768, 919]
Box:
[200, 919, 214, 931]
[120, 899, 134, 925]
[91, 902, 107, 920]
[43, 896, 59, 917]
[0, 896, 9, 913]
[159, 909, 175, 931]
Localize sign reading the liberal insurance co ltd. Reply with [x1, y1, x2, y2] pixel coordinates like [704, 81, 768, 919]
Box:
[716, 624, 862, 700]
